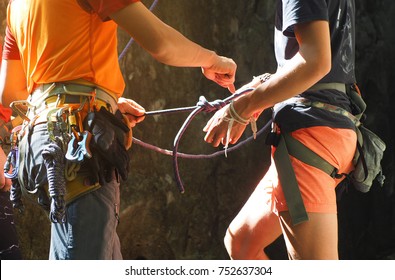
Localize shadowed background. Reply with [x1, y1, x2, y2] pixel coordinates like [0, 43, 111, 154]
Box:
[1, 0, 394, 260]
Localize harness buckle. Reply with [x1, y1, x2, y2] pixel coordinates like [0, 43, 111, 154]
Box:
[265, 132, 280, 147]
[330, 168, 343, 179]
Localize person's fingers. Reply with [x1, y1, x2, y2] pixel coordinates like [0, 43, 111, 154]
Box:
[118, 97, 146, 117]
[124, 114, 145, 127]
[227, 84, 236, 93]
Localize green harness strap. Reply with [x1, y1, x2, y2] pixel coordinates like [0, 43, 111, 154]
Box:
[282, 132, 340, 178]
[273, 134, 309, 225]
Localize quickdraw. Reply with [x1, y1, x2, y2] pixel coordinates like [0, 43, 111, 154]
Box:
[4, 125, 21, 180]
[4, 125, 24, 212]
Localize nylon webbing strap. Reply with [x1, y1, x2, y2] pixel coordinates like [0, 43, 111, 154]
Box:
[282, 132, 338, 178]
[273, 134, 309, 225]
[29, 83, 118, 112]
[308, 82, 346, 94]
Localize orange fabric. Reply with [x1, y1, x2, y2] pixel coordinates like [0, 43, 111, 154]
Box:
[0, 105, 12, 123]
[6, 0, 139, 96]
[258, 126, 357, 214]
[84, 0, 140, 21]
[0, 43, 13, 122]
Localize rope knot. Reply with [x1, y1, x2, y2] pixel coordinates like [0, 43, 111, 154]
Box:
[197, 96, 227, 113]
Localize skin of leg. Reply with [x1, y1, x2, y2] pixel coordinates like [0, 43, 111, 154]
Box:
[224, 164, 283, 260]
[279, 211, 339, 260]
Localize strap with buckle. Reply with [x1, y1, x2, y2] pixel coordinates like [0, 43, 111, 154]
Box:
[29, 83, 118, 112]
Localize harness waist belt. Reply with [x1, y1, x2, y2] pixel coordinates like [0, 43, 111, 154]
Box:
[30, 83, 118, 112]
[308, 82, 346, 94]
[290, 97, 360, 126]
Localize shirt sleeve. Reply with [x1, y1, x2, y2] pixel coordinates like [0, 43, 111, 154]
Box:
[282, 0, 328, 37]
[85, 0, 141, 21]
[2, 26, 20, 60]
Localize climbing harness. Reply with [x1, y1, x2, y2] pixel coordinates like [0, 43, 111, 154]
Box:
[270, 84, 352, 225]
[5, 82, 122, 223]
[270, 83, 386, 225]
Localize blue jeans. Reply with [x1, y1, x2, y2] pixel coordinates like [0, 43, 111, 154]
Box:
[18, 123, 122, 260]
[49, 178, 122, 260]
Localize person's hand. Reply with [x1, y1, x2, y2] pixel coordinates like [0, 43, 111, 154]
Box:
[0, 146, 12, 192]
[203, 105, 247, 148]
[117, 97, 146, 128]
[202, 55, 237, 93]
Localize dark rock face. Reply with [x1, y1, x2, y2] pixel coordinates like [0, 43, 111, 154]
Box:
[1, 0, 393, 260]
[336, 0, 395, 260]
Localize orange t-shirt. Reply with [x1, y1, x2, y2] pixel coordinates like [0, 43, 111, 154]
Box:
[4, 0, 139, 96]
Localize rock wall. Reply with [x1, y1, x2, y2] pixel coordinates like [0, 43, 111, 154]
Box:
[337, 0, 395, 260]
[1, 0, 394, 260]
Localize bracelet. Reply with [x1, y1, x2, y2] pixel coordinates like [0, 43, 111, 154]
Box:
[229, 101, 249, 125]
[228, 101, 258, 140]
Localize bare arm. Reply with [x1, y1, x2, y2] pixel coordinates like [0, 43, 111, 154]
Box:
[0, 58, 27, 189]
[204, 20, 331, 147]
[109, 2, 236, 91]
[0, 59, 28, 107]
[236, 20, 331, 118]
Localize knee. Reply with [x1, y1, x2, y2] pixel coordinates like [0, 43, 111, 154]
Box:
[224, 227, 270, 260]
[224, 228, 237, 259]
[224, 228, 249, 260]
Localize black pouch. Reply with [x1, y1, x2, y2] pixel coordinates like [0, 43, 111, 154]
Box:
[84, 107, 130, 182]
[349, 125, 386, 192]
[345, 84, 386, 192]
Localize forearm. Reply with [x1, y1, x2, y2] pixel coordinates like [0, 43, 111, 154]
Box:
[241, 54, 327, 114]
[148, 26, 218, 68]
[0, 59, 28, 107]
[111, 2, 218, 68]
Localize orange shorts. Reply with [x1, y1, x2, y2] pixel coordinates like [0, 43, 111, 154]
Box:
[258, 126, 357, 214]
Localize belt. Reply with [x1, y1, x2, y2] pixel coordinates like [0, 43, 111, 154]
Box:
[29, 83, 118, 113]
[274, 96, 360, 127]
[292, 97, 360, 126]
[308, 82, 346, 94]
